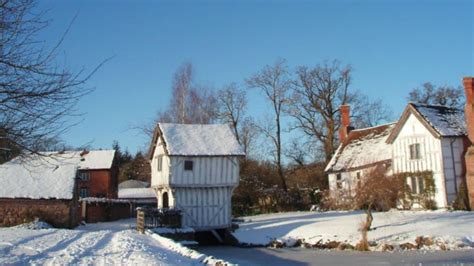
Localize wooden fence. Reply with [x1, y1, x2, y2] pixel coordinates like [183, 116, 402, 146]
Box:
[136, 207, 182, 233]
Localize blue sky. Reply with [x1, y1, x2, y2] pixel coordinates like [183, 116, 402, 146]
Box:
[37, 0, 473, 154]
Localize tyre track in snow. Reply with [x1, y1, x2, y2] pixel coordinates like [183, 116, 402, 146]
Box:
[30, 229, 112, 265]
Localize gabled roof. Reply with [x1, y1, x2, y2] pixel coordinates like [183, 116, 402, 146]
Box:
[118, 179, 149, 189]
[386, 103, 466, 143]
[118, 187, 156, 199]
[0, 150, 116, 199]
[325, 123, 396, 173]
[79, 150, 116, 170]
[148, 123, 245, 158]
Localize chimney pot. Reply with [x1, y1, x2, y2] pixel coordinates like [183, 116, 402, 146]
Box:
[463, 77, 474, 105]
[339, 104, 351, 142]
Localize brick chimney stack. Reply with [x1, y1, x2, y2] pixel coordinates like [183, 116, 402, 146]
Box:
[463, 77, 474, 210]
[339, 105, 351, 142]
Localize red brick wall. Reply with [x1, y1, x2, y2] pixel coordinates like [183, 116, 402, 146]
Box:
[463, 77, 474, 210]
[79, 169, 118, 199]
[0, 198, 80, 228]
[81, 202, 131, 223]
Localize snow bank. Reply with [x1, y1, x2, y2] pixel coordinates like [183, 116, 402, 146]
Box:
[13, 220, 53, 230]
[147, 230, 232, 265]
[234, 210, 474, 251]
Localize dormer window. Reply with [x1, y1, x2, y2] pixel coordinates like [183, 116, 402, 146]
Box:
[184, 160, 193, 171]
[409, 143, 421, 160]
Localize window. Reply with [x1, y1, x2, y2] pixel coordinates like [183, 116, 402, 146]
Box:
[408, 176, 425, 194]
[80, 188, 89, 198]
[409, 143, 421, 160]
[157, 156, 163, 171]
[78, 171, 90, 181]
[336, 174, 342, 189]
[184, 160, 193, 171]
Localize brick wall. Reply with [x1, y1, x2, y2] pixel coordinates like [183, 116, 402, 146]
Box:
[463, 77, 474, 210]
[81, 201, 131, 223]
[0, 198, 79, 228]
[79, 169, 118, 199]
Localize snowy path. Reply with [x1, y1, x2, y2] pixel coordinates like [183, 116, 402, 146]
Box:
[0, 219, 202, 265]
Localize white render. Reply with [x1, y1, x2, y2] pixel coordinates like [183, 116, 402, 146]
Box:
[391, 112, 465, 208]
[149, 123, 244, 231]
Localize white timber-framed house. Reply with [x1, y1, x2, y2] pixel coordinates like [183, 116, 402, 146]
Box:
[386, 103, 468, 208]
[148, 123, 245, 231]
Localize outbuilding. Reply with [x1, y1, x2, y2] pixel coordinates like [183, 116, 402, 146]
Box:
[148, 123, 245, 231]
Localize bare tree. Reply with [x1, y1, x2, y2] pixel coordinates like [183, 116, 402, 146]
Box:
[0, 0, 105, 161]
[239, 117, 259, 158]
[152, 62, 218, 128]
[350, 95, 393, 128]
[171, 62, 193, 123]
[290, 60, 391, 163]
[216, 83, 247, 144]
[247, 59, 291, 191]
[290, 60, 352, 163]
[408, 82, 464, 109]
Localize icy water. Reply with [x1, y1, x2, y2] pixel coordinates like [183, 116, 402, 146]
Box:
[195, 246, 474, 265]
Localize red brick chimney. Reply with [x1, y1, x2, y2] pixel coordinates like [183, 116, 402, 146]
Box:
[463, 77, 474, 210]
[339, 105, 351, 142]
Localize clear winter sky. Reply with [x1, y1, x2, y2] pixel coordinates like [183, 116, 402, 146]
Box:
[37, 0, 473, 154]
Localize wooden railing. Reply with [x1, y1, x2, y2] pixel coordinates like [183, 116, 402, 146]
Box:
[136, 207, 182, 233]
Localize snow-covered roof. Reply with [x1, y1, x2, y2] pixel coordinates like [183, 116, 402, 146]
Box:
[150, 123, 245, 157]
[118, 179, 150, 189]
[0, 150, 116, 199]
[118, 188, 156, 199]
[0, 153, 79, 199]
[411, 103, 466, 137]
[387, 103, 467, 143]
[325, 123, 395, 173]
[78, 150, 116, 170]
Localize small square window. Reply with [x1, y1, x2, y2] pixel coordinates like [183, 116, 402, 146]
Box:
[78, 172, 90, 181]
[184, 160, 193, 171]
[80, 188, 89, 198]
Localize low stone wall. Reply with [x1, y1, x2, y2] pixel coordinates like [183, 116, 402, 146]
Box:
[81, 201, 131, 223]
[0, 198, 79, 228]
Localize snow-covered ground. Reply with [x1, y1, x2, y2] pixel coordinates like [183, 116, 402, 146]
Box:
[0, 219, 210, 265]
[234, 210, 474, 251]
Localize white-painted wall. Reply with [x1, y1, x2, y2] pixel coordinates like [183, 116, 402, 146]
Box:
[391, 113, 465, 208]
[169, 156, 239, 186]
[151, 137, 170, 187]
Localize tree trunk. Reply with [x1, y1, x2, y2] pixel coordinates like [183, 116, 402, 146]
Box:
[276, 114, 287, 191]
[365, 204, 373, 231]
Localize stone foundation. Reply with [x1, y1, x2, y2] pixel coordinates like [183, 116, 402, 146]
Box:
[0, 198, 79, 228]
